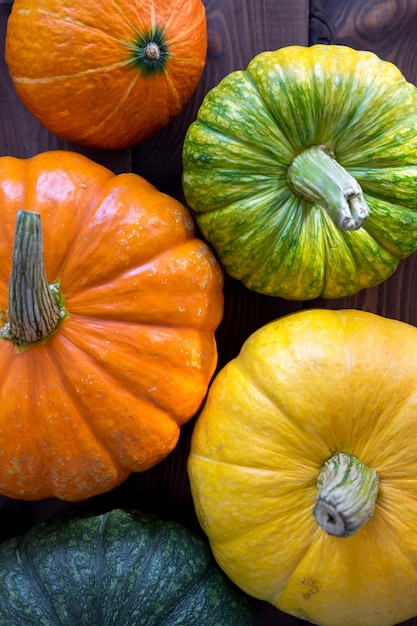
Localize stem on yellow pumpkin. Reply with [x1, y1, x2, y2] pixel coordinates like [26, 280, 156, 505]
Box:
[0, 210, 63, 347]
[313, 452, 380, 538]
[287, 145, 370, 231]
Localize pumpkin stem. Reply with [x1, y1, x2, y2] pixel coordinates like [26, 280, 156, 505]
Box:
[144, 42, 161, 61]
[0, 210, 64, 348]
[287, 145, 370, 230]
[313, 452, 379, 538]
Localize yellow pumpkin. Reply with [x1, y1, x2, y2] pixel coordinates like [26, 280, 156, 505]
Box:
[188, 309, 417, 626]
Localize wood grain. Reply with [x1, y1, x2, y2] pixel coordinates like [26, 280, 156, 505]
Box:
[1, 0, 417, 624]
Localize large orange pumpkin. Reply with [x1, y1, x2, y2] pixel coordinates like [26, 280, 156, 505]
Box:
[0, 150, 224, 502]
[5, 0, 207, 149]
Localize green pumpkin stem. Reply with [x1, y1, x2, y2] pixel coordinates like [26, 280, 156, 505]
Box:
[287, 145, 370, 230]
[0, 210, 63, 347]
[313, 452, 380, 538]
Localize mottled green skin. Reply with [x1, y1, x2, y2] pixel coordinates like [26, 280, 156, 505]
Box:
[0, 509, 256, 625]
[182, 44, 417, 299]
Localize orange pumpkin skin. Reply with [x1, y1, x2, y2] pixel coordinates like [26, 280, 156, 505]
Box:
[5, 0, 207, 149]
[0, 150, 224, 501]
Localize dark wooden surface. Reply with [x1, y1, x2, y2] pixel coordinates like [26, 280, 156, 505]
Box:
[1, 0, 417, 624]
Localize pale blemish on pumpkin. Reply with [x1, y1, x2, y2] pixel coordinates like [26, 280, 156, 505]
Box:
[299, 576, 320, 599]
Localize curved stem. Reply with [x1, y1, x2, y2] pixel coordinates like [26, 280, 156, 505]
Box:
[287, 145, 370, 231]
[313, 452, 380, 538]
[1, 210, 62, 347]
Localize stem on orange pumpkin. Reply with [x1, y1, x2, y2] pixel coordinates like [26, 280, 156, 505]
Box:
[313, 452, 380, 538]
[144, 42, 161, 61]
[287, 145, 370, 231]
[0, 210, 64, 348]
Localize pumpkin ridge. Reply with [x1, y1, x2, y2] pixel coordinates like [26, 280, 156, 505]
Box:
[62, 241, 220, 327]
[89, 513, 106, 620]
[157, 561, 216, 625]
[36, 9, 136, 47]
[0, 344, 123, 501]
[168, 54, 206, 69]
[56, 316, 215, 418]
[38, 335, 127, 466]
[47, 173, 152, 285]
[165, 16, 206, 48]
[155, 0, 205, 40]
[269, 528, 323, 608]
[159, 69, 182, 115]
[48, 327, 174, 417]
[13, 539, 61, 624]
[46, 329, 182, 463]
[194, 113, 289, 163]
[11, 58, 132, 84]
[244, 64, 301, 152]
[236, 338, 345, 458]
[232, 357, 331, 462]
[76, 70, 142, 141]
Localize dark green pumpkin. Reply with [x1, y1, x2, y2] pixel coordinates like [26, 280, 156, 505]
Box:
[0, 509, 256, 625]
[182, 44, 417, 300]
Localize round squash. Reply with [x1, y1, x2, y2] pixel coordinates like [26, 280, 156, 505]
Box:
[0, 150, 224, 502]
[182, 45, 417, 300]
[188, 308, 417, 626]
[0, 508, 256, 625]
[5, 0, 207, 150]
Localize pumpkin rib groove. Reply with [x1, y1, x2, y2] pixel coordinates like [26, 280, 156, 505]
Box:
[51, 177, 200, 297]
[90, 514, 106, 621]
[26, 165, 116, 284]
[11, 58, 133, 84]
[37, 9, 134, 48]
[244, 67, 302, 154]
[235, 334, 348, 457]
[156, 562, 217, 625]
[7, 540, 60, 625]
[165, 0, 206, 41]
[132, 526, 212, 625]
[190, 452, 294, 476]
[0, 345, 124, 501]
[47, 331, 179, 442]
[78, 70, 142, 141]
[33, 339, 125, 482]
[269, 529, 323, 608]
[161, 69, 182, 115]
[56, 318, 216, 418]
[192, 115, 288, 165]
[374, 495, 417, 580]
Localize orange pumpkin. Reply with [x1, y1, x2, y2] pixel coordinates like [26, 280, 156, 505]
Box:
[5, 0, 207, 149]
[0, 150, 224, 502]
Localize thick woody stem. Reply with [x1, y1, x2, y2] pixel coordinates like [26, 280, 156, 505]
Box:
[287, 145, 370, 231]
[1, 210, 61, 347]
[313, 452, 380, 538]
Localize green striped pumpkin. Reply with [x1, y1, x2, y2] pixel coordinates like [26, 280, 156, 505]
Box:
[182, 45, 417, 300]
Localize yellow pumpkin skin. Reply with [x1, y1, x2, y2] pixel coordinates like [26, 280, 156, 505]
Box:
[188, 309, 417, 626]
[0, 150, 224, 502]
